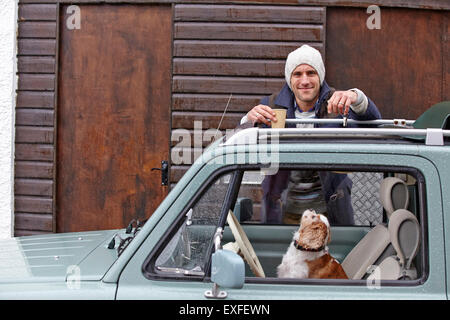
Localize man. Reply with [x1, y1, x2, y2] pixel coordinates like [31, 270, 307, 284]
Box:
[240, 45, 381, 225]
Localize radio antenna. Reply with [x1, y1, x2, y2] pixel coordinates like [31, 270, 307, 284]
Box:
[214, 93, 233, 141]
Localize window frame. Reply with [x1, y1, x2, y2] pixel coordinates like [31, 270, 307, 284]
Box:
[142, 165, 241, 281]
[142, 162, 429, 288]
[231, 163, 428, 287]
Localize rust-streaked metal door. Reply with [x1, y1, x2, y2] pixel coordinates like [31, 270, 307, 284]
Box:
[57, 5, 172, 232]
[325, 7, 446, 120]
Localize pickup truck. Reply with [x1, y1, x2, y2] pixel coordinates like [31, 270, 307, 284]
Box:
[1, 102, 449, 301]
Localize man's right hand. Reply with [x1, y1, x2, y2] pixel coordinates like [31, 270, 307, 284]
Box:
[247, 104, 277, 126]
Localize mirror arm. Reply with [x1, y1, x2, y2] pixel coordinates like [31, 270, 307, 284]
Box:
[213, 227, 223, 251]
[205, 282, 228, 299]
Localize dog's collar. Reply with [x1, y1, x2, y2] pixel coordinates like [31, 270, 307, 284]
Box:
[294, 240, 325, 252]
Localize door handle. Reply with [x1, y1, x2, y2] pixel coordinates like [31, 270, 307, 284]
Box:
[151, 160, 168, 186]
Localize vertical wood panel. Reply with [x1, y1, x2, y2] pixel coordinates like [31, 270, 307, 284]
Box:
[326, 8, 443, 119]
[326, 7, 444, 120]
[57, 4, 172, 232]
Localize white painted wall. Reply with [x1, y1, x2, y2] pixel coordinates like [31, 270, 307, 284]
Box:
[0, 0, 18, 239]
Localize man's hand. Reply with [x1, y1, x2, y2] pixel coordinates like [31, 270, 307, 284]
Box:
[247, 104, 277, 126]
[327, 90, 358, 115]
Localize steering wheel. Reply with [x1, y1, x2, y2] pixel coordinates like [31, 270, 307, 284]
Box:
[225, 210, 265, 278]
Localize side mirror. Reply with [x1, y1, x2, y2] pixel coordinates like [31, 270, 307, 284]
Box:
[212, 249, 245, 288]
[205, 249, 244, 299]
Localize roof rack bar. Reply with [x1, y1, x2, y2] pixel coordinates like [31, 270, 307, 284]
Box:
[257, 128, 449, 146]
[285, 118, 415, 126]
[259, 127, 450, 137]
[223, 127, 449, 147]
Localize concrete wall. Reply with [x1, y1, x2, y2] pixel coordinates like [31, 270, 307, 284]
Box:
[0, 0, 17, 239]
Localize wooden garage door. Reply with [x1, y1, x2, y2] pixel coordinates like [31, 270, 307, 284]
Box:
[326, 7, 448, 120]
[57, 4, 172, 232]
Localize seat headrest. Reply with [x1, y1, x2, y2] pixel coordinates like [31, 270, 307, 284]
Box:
[388, 209, 420, 270]
[380, 177, 409, 219]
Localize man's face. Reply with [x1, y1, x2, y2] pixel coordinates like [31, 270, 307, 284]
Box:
[290, 64, 321, 105]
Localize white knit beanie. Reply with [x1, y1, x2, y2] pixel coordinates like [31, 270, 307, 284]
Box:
[284, 45, 325, 90]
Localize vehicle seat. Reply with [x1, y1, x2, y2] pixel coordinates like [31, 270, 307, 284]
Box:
[341, 177, 414, 279]
[367, 208, 420, 280]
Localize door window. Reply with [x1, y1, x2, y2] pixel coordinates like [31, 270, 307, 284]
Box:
[147, 166, 427, 287]
[154, 172, 233, 276]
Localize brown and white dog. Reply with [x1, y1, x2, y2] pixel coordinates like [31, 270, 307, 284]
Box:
[277, 209, 348, 279]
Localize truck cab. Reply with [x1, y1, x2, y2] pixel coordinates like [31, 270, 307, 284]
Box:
[1, 102, 450, 301]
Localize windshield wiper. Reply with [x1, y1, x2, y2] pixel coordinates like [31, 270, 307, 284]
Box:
[107, 218, 147, 256]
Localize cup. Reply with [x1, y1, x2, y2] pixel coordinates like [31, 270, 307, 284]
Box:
[271, 109, 287, 128]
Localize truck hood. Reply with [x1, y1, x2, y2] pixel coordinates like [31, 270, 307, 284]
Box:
[0, 230, 120, 283]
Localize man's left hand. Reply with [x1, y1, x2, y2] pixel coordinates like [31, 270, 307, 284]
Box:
[327, 90, 358, 115]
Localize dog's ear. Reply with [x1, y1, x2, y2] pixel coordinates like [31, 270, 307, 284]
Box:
[327, 227, 331, 244]
[318, 214, 331, 244]
[316, 223, 328, 247]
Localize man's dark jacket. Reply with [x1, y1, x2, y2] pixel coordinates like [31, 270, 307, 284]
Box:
[260, 81, 381, 225]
